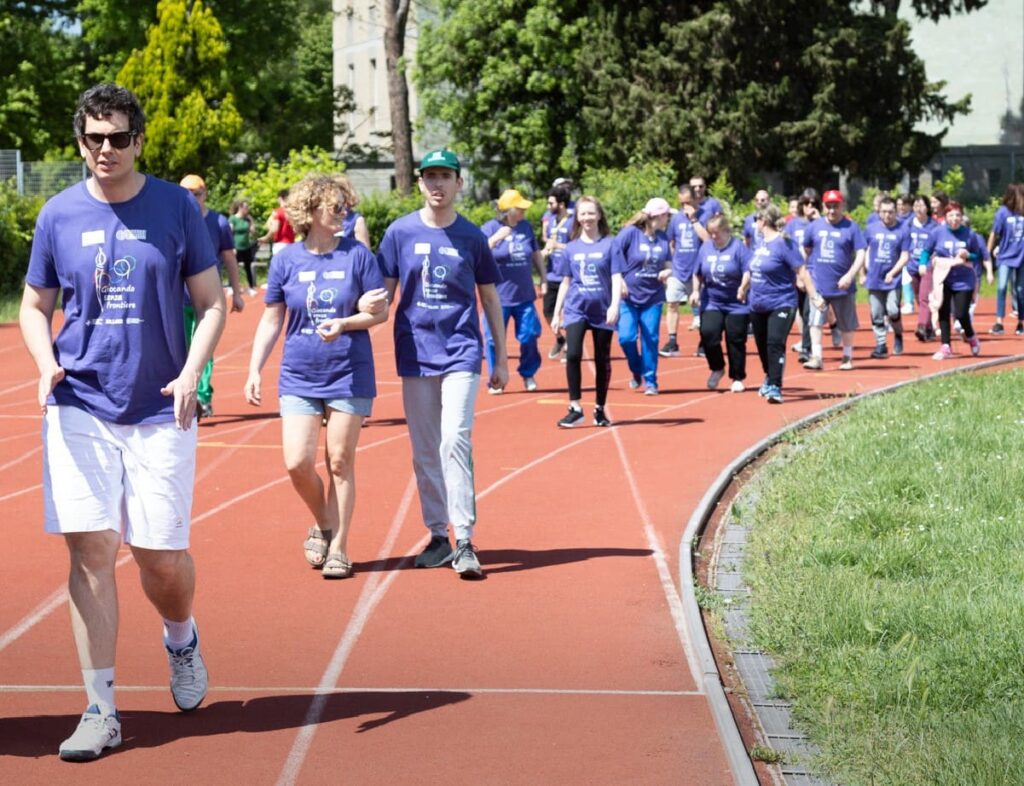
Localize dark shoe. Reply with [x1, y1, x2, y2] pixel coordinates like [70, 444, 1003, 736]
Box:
[547, 336, 566, 360]
[558, 407, 585, 428]
[870, 345, 889, 359]
[925, 326, 936, 341]
[797, 353, 810, 364]
[593, 406, 611, 427]
[991, 323, 1005, 335]
[658, 338, 680, 357]
[415, 536, 453, 568]
[914, 327, 927, 343]
[198, 401, 213, 419]
[893, 335, 904, 355]
[1016, 322, 1023, 336]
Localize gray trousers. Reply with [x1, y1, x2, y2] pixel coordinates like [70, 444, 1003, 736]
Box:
[868, 288, 903, 345]
[401, 372, 481, 541]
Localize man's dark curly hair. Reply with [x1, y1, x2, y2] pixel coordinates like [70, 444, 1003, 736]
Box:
[72, 83, 146, 138]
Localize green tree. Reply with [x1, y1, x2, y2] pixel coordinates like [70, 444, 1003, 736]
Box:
[117, 0, 243, 179]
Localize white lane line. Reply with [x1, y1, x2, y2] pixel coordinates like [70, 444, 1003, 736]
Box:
[0, 445, 41, 473]
[1, 684, 701, 697]
[0, 483, 41, 503]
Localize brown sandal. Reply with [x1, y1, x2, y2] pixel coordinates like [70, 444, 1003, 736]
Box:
[322, 554, 353, 579]
[303, 526, 332, 568]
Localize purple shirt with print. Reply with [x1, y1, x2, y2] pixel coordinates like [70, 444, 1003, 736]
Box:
[925, 225, 985, 292]
[749, 235, 804, 313]
[481, 217, 538, 305]
[697, 236, 751, 314]
[668, 211, 701, 282]
[864, 221, 910, 291]
[614, 224, 670, 307]
[802, 216, 866, 298]
[557, 235, 616, 329]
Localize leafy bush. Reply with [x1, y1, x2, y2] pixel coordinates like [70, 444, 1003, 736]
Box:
[966, 196, 1000, 238]
[931, 164, 965, 200]
[0, 180, 44, 294]
[580, 160, 677, 230]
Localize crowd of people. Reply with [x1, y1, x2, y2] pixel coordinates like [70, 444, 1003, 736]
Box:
[19, 80, 1024, 763]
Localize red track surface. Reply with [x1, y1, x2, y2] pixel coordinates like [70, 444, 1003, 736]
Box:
[1, 295, 1019, 785]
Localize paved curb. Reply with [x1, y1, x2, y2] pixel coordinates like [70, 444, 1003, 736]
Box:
[677, 353, 1024, 786]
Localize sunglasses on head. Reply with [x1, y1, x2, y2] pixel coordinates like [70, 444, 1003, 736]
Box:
[80, 131, 138, 151]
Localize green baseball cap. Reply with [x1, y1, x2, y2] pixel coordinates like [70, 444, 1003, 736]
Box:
[418, 149, 461, 174]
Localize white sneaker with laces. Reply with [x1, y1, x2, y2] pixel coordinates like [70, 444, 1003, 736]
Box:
[524, 376, 538, 392]
[59, 704, 121, 762]
[730, 380, 745, 393]
[167, 624, 208, 712]
[452, 539, 483, 578]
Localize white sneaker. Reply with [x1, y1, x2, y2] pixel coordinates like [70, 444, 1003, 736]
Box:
[59, 705, 121, 762]
[167, 624, 208, 711]
[452, 539, 483, 579]
[487, 386, 504, 395]
[706, 370, 725, 389]
[524, 377, 538, 392]
[730, 380, 745, 393]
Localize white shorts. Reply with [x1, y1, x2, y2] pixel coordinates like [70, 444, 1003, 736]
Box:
[665, 275, 693, 304]
[42, 406, 198, 550]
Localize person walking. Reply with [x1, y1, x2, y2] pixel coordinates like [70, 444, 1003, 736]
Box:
[988, 183, 1024, 334]
[375, 149, 507, 579]
[541, 184, 575, 359]
[229, 198, 259, 294]
[864, 196, 911, 358]
[660, 184, 708, 357]
[19, 83, 225, 761]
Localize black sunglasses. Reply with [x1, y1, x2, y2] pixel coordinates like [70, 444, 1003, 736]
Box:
[80, 131, 138, 151]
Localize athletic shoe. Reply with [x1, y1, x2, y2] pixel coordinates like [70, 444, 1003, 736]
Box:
[869, 345, 888, 359]
[696, 345, 706, 358]
[790, 341, 803, 354]
[706, 369, 725, 389]
[198, 401, 213, 419]
[1016, 322, 1023, 336]
[658, 338, 680, 357]
[452, 539, 483, 579]
[797, 352, 810, 364]
[969, 336, 981, 356]
[487, 386, 504, 395]
[990, 323, 1005, 335]
[58, 705, 121, 762]
[415, 535, 453, 567]
[558, 407, 585, 428]
[730, 380, 745, 393]
[628, 375, 642, 391]
[593, 406, 612, 427]
[547, 336, 566, 360]
[524, 377, 538, 392]
[839, 356, 854, 371]
[900, 303, 914, 314]
[690, 316, 701, 331]
[925, 326, 936, 341]
[932, 344, 954, 360]
[803, 356, 823, 370]
[893, 336, 904, 355]
[643, 383, 659, 396]
[764, 384, 784, 404]
[757, 378, 771, 397]
[167, 625, 208, 712]
[914, 326, 928, 342]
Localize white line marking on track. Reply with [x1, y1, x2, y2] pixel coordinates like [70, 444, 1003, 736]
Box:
[0, 483, 40, 503]
[0, 684, 702, 697]
[0, 445, 41, 472]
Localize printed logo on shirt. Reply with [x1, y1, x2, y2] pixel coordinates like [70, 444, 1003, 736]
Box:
[89, 246, 140, 323]
[438, 246, 462, 260]
[304, 281, 339, 331]
[420, 256, 449, 302]
[116, 228, 147, 241]
[323, 270, 346, 280]
[81, 229, 105, 247]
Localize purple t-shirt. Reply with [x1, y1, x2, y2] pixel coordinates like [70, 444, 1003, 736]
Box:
[803, 216, 866, 298]
[25, 177, 218, 424]
[545, 212, 575, 283]
[185, 207, 233, 306]
[694, 196, 723, 227]
[377, 211, 500, 377]
[786, 217, 810, 251]
[557, 235, 616, 329]
[340, 210, 364, 245]
[614, 224, 669, 307]
[992, 205, 1024, 269]
[748, 235, 804, 313]
[864, 221, 910, 291]
[906, 218, 937, 272]
[481, 217, 538, 306]
[743, 213, 764, 249]
[265, 238, 383, 399]
[697, 236, 751, 314]
[925, 225, 985, 292]
[668, 211, 701, 281]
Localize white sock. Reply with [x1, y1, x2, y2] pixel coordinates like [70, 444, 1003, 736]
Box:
[569, 402, 582, 412]
[163, 616, 195, 649]
[83, 667, 115, 713]
[842, 342, 854, 358]
[811, 342, 822, 358]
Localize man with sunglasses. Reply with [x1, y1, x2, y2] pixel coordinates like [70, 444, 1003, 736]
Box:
[180, 173, 246, 419]
[19, 83, 225, 761]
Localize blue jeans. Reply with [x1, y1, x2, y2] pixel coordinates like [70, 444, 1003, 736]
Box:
[485, 301, 542, 379]
[996, 264, 1019, 319]
[618, 301, 663, 385]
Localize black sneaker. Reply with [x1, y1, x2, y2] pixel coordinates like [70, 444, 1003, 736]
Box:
[658, 338, 680, 357]
[991, 323, 1005, 335]
[1016, 322, 1023, 336]
[696, 345, 706, 358]
[593, 406, 611, 427]
[893, 335, 904, 355]
[547, 335, 566, 360]
[198, 401, 213, 420]
[414, 536, 453, 568]
[925, 326, 936, 341]
[558, 407, 585, 428]
[869, 345, 888, 359]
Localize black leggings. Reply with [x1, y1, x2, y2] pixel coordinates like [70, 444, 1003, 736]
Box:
[699, 309, 748, 380]
[565, 321, 613, 406]
[751, 306, 797, 388]
[938, 284, 974, 344]
[237, 246, 257, 289]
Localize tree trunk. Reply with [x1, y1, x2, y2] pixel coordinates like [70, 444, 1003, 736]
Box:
[383, 0, 414, 195]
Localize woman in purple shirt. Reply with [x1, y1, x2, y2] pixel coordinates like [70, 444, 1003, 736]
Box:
[987, 183, 1024, 334]
[907, 195, 939, 341]
[691, 216, 751, 392]
[740, 206, 824, 404]
[244, 174, 388, 579]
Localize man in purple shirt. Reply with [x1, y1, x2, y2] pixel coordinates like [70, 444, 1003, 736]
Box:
[743, 190, 771, 249]
[376, 149, 507, 579]
[864, 197, 910, 358]
[661, 184, 709, 356]
[19, 83, 225, 761]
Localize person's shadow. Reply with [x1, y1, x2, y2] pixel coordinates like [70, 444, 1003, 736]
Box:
[0, 690, 471, 758]
[355, 546, 653, 576]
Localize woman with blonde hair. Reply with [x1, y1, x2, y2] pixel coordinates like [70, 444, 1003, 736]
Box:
[245, 174, 387, 578]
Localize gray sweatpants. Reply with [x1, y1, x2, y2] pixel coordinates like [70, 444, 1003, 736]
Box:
[401, 371, 481, 541]
[868, 288, 903, 345]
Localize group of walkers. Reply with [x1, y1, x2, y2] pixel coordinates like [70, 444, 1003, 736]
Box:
[19, 80, 1024, 764]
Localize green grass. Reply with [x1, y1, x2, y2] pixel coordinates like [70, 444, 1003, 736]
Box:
[0, 290, 20, 323]
[745, 369, 1024, 785]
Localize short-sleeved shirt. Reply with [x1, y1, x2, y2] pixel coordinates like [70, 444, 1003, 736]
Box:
[614, 224, 670, 307]
[696, 236, 751, 314]
[992, 205, 1024, 269]
[803, 216, 866, 298]
[25, 177, 218, 424]
[558, 235, 616, 329]
[743, 213, 764, 249]
[376, 211, 499, 377]
[265, 238, 382, 399]
[925, 225, 986, 292]
[481, 217, 538, 305]
[545, 212, 575, 283]
[184, 207, 233, 305]
[748, 235, 804, 313]
[339, 210, 366, 246]
[668, 211, 701, 282]
[694, 196, 723, 227]
[864, 221, 910, 291]
[272, 206, 296, 244]
[229, 213, 254, 251]
[906, 218, 937, 270]
[786, 217, 810, 250]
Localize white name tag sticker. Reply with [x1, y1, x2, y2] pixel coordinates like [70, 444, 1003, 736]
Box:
[414, 243, 431, 254]
[323, 270, 346, 280]
[298, 271, 316, 282]
[438, 246, 460, 258]
[81, 230, 105, 247]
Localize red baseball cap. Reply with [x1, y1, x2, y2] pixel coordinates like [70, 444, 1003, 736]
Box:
[822, 189, 844, 204]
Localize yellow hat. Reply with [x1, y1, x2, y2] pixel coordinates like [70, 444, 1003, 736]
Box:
[497, 189, 532, 211]
[179, 174, 206, 191]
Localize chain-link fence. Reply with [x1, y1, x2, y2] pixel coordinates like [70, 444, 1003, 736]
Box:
[0, 149, 86, 198]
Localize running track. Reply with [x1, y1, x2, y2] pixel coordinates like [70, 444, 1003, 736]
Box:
[1, 295, 1018, 785]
